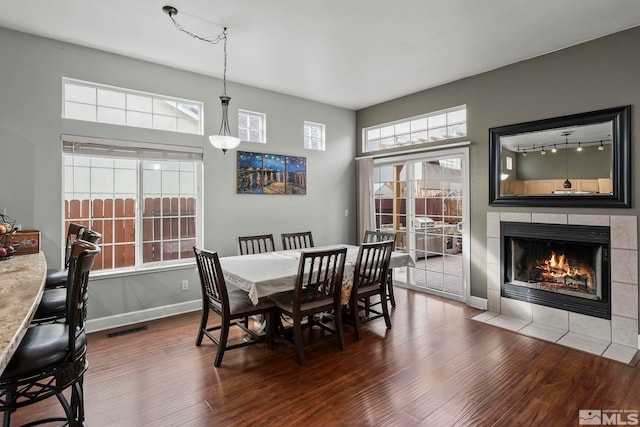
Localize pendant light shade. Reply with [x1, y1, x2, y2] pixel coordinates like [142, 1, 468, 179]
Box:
[209, 95, 241, 154]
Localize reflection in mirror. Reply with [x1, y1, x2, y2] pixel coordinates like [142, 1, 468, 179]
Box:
[500, 121, 613, 196]
[489, 105, 630, 207]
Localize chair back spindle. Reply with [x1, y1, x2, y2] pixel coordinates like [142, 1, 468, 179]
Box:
[281, 231, 314, 250]
[238, 234, 276, 255]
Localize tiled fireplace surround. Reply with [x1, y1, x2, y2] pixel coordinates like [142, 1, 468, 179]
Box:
[478, 212, 639, 364]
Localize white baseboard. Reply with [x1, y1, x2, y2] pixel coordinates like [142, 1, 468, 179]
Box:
[469, 296, 487, 310]
[86, 299, 202, 334]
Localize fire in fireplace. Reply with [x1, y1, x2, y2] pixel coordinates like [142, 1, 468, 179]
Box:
[501, 222, 610, 319]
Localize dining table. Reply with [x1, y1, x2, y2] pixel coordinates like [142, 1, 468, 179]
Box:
[219, 244, 415, 305]
[0, 252, 47, 376]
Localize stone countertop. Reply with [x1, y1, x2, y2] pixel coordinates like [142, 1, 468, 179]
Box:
[0, 252, 46, 376]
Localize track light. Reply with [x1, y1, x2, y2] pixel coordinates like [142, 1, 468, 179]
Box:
[576, 142, 583, 152]
[598, 140, 605, 151]
[552, 144, 557, 153]
[540, 147, 546, 155]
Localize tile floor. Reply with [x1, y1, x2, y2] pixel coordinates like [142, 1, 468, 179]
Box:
[472, 311, 638, 365]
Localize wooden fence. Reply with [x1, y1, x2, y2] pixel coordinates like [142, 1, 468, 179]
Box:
[65, 197, 196, 271]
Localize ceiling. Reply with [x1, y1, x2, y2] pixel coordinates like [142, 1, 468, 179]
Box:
[1, 0, 640, 110]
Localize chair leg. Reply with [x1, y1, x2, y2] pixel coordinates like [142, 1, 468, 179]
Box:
[196, 306, 209, 346]
[266, 311, 274, 350]
[334, 306, 346, 351]
[381, 291, 392, 330]
[214, 321, 230, 367]
[351, 299, 362, 341]
[387, 269, 396, 307]
[293, 318, 305, 366]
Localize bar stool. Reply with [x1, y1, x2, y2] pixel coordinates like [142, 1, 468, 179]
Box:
[0, 240, 99, 427]
[32, 229, 101, 324]
[45, 223, 86, 289]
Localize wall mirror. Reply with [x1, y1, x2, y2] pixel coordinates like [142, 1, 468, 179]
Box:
[489, 105, 631, 207]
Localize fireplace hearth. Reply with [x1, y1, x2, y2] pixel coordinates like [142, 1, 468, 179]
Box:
[501, 221, 610, 319]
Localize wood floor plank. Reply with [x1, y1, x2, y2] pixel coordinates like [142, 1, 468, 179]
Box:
[7, 287, 640, 426]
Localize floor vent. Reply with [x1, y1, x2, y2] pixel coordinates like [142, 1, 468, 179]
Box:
[106, 325, 148, 338]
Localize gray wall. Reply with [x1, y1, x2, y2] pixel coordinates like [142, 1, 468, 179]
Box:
[357, 26, 640, 299]
[0, 27, 356, 321]
[516, 145, 611, 181]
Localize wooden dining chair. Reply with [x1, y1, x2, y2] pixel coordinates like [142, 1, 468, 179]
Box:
[0, 240, 99, 427]
[281, 231, 314, 250]
[44, 222, 86, 289]
[269, 247, 347, 365]
[238, 234, 276, 255]
[362, 230, 397, 307]
[349, 240, 394, 340]
[193, 247, 275, 367]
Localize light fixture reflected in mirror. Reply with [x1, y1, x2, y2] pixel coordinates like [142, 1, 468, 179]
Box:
[598, 140, 605, 151]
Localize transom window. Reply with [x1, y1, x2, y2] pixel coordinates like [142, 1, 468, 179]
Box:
[63, 137, 203, 273]
[62, 78, 203, 135]
[363, 106, 466, 153]
[304, 121, 325, 151]
[238, 109, 266, 144]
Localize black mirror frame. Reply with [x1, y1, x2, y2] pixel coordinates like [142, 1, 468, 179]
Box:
[489, 105, 631, 208]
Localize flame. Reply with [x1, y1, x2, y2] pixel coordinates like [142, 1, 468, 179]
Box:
[537, 251, 591, 288]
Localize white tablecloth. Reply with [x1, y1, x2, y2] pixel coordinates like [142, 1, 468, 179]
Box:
[219, 244, 414, 305]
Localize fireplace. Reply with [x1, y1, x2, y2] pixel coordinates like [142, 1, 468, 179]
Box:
[501, 221, 610, 319]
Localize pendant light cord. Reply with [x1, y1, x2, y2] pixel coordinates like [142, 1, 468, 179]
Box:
[164, 7, 229, 94]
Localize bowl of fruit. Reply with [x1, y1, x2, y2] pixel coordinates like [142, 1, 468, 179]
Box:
[0, 213, 17, 260]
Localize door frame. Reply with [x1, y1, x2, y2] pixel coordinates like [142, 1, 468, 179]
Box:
[373, 146, 470, 304]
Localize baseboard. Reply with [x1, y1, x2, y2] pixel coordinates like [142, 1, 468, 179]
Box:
[86, 299, 202, 334]
[469, 296, 488, 310]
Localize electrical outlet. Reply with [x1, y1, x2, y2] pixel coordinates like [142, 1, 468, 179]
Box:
[181, 280, 189, 291]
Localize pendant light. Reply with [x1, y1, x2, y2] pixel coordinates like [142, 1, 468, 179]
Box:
[562, 132, 572, 189]
[163, 6, 241, 154]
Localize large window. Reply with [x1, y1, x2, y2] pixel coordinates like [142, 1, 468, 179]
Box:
[63, 137, 203, 273]
[62, 78, 203, 135]
[363, 106, 466, 153]
[304, 121, 325, 151]
[238, 109, 266, 144]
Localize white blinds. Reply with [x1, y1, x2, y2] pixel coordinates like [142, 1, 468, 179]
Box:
[62, 138, 203, 161]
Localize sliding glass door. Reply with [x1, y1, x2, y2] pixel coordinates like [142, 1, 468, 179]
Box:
[372, 148, 469, 301]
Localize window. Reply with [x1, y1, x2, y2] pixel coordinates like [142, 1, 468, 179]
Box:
[304, 121, 325, 151]
[238, 109, 266, 143]
[62, 78, 203, 135]
[63, 137, 203, 273]
[363, 105, 466, 153]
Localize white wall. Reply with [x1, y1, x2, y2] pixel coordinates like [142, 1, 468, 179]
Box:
[0, 27, 356, 324]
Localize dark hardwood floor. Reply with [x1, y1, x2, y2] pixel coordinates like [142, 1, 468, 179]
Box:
[10, 287, 640, 426]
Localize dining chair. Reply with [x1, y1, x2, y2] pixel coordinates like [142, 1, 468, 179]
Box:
[32, 228, 102, 325]
[44, 222, 86, 289]
[349, 240, 394, 340]
[281, 231, 314, 250]
[238, 234, 276, 255]
[362, 230, 397, 307]
[269, 247, 347, 365]
[0, 240, 99, 427]
[193, 247, 275, 367]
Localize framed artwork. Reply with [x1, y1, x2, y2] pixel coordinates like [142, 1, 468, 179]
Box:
[237, 151, 306, 195]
